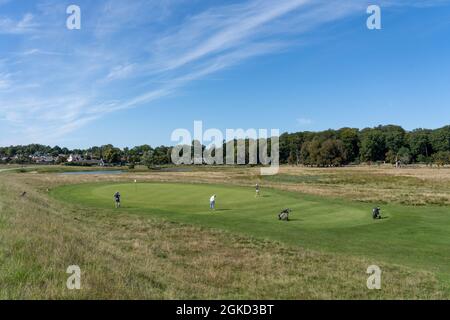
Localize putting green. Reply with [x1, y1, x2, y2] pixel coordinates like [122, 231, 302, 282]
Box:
[52, 182, 450, 288]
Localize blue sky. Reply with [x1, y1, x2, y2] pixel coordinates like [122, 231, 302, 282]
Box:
[1, 0, 450, 148]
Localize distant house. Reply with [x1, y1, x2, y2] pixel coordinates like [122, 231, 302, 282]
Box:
[29, 152, 55, 164]
[67, 154, 82, 163]
[67, 154, 104, 166]
[33, 155, 55, 164]
[54, 154, 68, 163]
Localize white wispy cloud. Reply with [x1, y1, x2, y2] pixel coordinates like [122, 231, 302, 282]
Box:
[0, 0, 448, 145]
[297, 118, 313, 126]
[21, 48, 64, 56]
[0, 13, 37, 34]
[105, 63, 136, 81]
[0, 72, 12, 90]
[150, 0, 310, 72]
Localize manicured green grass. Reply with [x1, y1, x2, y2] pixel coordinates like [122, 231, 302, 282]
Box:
[52, 182, 450, 292]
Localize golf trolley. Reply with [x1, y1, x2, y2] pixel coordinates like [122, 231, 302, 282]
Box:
[372, 207, 382, 220]
[278, 208, 291, 221]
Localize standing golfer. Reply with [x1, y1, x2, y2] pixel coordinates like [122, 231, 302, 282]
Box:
[255, 183, 260, 197]
[210, 194, 216, 210]
[114, 191, 121, 208]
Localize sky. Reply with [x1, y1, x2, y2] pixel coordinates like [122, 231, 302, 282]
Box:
[0, 0, 450, 148]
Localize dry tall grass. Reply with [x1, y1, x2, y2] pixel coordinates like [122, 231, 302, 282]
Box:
[0, 168, 447, 299]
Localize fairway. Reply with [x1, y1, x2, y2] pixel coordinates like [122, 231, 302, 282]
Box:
[52, 182, 450, 289]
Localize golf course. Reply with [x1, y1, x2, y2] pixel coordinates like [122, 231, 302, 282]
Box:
[3, 0, 450, 306]
[1, 165, 450, 299]
[52, 182, 450, 288]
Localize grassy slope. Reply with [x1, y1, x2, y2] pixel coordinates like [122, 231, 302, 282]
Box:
[51, 182, 450, 293]
[0, 168, 448, 299]
[261, 167, 450, 206]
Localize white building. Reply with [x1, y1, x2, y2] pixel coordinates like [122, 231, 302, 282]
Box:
[67, 154, 82, 163]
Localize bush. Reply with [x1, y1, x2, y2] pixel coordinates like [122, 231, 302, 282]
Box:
[64, 162, 94, 167]
[417, 155, 432, 165]
[432, 151, 450, 167]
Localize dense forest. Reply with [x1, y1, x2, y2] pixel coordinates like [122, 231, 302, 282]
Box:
[1, 125, 450, 166]
[279, 125, 450, 166]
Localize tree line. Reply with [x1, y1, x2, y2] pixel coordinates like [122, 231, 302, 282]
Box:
[280, 125, 450, 166]
[1, 125, 450, 167]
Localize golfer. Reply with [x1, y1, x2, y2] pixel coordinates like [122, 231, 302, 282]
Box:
[114, 191, 121, 208]
[255, 183, 260, 197]
[210, 194, 216, 210]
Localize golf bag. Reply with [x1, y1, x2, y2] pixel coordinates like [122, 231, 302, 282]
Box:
[372, 207, 381, 220]
[278, 208, 291, 221]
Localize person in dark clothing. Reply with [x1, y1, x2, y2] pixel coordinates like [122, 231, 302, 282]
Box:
[114, 191, 121, 208]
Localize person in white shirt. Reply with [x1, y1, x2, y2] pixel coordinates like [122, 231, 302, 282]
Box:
[210, 194, 216, 210]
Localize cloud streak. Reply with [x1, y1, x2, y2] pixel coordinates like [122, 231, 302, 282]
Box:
[0, 13, 38, 34]
[0, 0, 448, 145]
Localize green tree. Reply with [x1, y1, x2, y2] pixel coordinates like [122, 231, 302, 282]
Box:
[360, 129, 386, 162]
[381, 125, 406, 155]
[287, 151, 296, 166]
[398, 147, 412, 165]
[279, 133, 291, 164]
[299, 141, 311, 166]
[431, 126, 450, 153]
[385, 150, 397, 165]
[142, 150, 155, 168]
[300, 138, 321, 166]
[104, 148, 121, 164]
[432, 151, 450, 167]
[318, 139, 347, 166]
[338, 128, 360, 163]
[408, 129, 432, 161]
